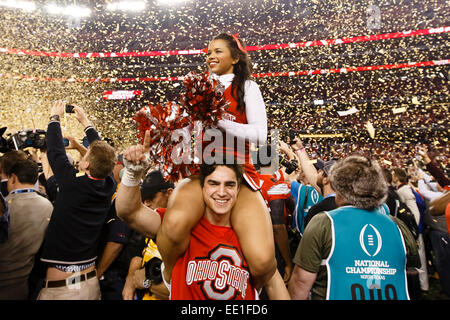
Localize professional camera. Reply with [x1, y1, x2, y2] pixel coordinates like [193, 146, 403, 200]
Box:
[134, 256, 163, 299]
[8, 129, 46, 151]
[144, 257, 163, 284]
[279, 156, 298, 174]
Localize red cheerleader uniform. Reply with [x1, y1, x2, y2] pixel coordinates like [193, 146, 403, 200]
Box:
[195, 80, 262, 191]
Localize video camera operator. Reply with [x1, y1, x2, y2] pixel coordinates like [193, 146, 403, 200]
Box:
[38, 100, 117, 300]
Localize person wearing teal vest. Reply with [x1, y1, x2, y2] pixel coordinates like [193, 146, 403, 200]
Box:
[288, 155, 420, 300]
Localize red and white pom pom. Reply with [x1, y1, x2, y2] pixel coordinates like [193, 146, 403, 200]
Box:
[133, 72, 228, 181]
[133, 101, 189, 145]
[179, 71, 229, 127]
[133, 102, 193, 182]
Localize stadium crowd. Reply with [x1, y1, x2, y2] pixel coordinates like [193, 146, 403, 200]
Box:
[0, 0, 448, 299]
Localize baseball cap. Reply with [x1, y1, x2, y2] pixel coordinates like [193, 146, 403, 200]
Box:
[141, 170, 175, 201]
[314, 159, 337, 176]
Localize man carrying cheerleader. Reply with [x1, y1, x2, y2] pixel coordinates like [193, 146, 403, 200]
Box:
[130, 33, 278, 294]
[115, 131, 289, 300]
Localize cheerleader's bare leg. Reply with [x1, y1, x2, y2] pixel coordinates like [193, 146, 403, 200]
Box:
[231, 184, 277, 290]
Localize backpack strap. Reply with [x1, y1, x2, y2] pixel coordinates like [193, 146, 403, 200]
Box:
[394, 199, 400, 217]
[293, 184, 301, 220]
[303, 187, 309, 212]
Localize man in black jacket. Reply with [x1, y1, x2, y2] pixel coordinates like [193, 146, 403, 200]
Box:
[38, 100, 116, 300]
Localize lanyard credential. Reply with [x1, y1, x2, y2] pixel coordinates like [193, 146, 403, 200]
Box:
[9, 188, 36, 195]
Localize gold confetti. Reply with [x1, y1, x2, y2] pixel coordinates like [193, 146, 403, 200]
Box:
[0, 1, 447, 171]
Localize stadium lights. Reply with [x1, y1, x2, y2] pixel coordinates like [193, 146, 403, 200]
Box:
[0, 0, 36, 12]
[157, 0, 187, 5]
[45, 3, 91, 17]
[107, 1, 146, 12]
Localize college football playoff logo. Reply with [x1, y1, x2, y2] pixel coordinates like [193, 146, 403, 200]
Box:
[359, 224, 382, 257]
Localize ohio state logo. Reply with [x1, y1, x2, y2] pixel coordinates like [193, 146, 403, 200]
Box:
[185, 244, 250, 300]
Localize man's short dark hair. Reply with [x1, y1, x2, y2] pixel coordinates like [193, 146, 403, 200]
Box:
[0, 150, 28, 176]
[199, 155, 244, 187]
[9, 159, 39, 185]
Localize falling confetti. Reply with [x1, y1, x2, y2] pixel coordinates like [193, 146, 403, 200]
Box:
[0, 0, 448, 170]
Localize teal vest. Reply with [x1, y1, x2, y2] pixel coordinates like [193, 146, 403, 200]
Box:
[325, 206, 409, 300]
[291, 181, 323, 234]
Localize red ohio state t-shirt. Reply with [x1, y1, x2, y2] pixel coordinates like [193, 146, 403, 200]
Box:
[170, 216, 257, 300]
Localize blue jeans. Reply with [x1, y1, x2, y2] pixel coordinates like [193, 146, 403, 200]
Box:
[429, 230, 450, 296]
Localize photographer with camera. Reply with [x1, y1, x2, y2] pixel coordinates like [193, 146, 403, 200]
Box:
[281, 138, 323, 237]
[304, 158, 338, 227]
[288, 155, 420, 300]
[38, 100, 117, 300]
